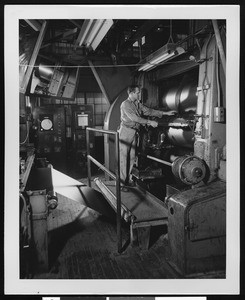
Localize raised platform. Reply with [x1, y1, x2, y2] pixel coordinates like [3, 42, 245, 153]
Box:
[94, 178, 168, 249]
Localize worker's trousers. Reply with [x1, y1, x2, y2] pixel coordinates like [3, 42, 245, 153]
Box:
[118, 125, 137, 184]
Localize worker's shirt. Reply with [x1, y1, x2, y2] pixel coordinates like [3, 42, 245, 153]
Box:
[120, 98, 163, 130]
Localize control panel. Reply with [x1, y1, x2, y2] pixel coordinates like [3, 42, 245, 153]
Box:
[32, 106, 67, 173]
[71, 105, 94, 176]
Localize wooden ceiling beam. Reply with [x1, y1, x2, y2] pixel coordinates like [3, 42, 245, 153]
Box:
[69, 19, 83, 29]
[24, 19, 42, 31]
[41, 27, 78, 49]
[20, 21, 48, 94]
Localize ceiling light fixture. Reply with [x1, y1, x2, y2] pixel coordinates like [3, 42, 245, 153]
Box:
[138, 43, 185, 72]
[138, 20, 185, 72]
[75, 19, 113, 51]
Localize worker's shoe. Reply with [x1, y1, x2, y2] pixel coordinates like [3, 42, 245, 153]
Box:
[120, 185, 129, 192]
[125, 181, 136, 187]
[120, 181, 135, 191]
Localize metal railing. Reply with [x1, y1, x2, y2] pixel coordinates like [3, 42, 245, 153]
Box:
[86, 127, 122, 253]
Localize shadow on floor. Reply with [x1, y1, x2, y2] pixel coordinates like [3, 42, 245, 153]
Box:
[149, 224, 168, 249]
[48, 220, 81, 270]
[77, 186, 117, 221]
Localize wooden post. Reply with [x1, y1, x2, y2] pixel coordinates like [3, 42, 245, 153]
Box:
[20, 21, 48, 94]
[137, 225, 151, 250]
[88, 60, 110, 104]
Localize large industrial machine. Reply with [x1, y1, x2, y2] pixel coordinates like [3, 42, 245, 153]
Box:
[103, 23, 226, 277]
[17, 17, 227, 279]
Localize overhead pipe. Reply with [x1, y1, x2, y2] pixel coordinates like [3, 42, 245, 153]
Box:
[146, 154, 206, 185]
[146, 155, 172, 167]
[212, 20, 226, 76]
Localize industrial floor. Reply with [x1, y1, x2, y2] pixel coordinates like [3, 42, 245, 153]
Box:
[32, 170, 225, 280]
[34, 182, 180, 279]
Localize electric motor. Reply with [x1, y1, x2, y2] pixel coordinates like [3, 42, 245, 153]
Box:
[172, 155, 206, 185]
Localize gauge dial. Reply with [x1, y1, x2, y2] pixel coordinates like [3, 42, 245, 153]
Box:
[41, 118, 53, 130]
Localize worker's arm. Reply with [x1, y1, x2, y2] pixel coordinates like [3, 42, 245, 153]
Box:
[140, 103, 176, 117]
[121, 101, 160, 128]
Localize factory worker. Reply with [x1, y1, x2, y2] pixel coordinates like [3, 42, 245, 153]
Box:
[118, 84, 174, 187]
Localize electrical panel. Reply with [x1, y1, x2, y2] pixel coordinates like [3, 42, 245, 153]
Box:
[70, 105, 94, 177]
[32, 106, 67, 173]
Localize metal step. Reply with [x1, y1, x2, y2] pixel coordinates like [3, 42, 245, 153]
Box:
[94, 178, 132, 222]
[94, 178, 168, 225]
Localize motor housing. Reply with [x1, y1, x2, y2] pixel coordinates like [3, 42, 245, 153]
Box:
[172, 155, 206, 185]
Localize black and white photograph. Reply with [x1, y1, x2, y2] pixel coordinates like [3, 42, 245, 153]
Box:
[4, 4, 240, 295]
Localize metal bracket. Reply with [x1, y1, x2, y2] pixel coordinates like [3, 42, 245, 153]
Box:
[196, 57, 213, 64]
[197, 84, 210, 92]
[194, 114, 209, 120]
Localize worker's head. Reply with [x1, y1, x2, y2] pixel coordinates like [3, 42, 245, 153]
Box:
[127, 85, 141, 101]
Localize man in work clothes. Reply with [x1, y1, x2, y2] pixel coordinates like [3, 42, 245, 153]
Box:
[118, 85, 174, 187]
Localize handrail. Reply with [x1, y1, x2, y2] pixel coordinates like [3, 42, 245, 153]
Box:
[86, 127, 122, 253]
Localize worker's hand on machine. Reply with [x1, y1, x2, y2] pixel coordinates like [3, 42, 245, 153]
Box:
[147, 120, 158, 128]
[162, 110, 178, 116]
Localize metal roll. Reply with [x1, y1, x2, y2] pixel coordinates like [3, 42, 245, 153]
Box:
[167, 127, 194, 149]
[161, 80, 197, 113]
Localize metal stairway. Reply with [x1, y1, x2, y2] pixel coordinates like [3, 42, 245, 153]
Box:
[94, 178, 168, 249]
